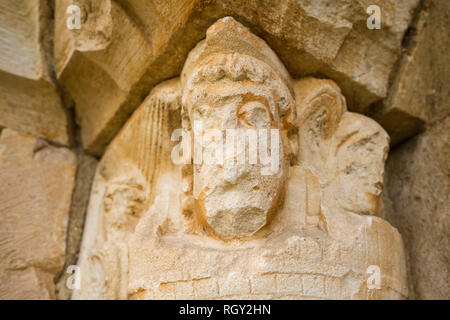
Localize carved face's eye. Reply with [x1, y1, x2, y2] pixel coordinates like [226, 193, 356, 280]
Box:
[238, 102, 271, 128]
[192, 104, 211, 121]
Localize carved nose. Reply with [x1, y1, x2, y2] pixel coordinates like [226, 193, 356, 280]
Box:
[223, 160, 247, 184]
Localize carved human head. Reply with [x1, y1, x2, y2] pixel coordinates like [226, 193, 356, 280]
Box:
[294, 77, 390, 216]
[331, 113, 390, 215]
[180, 17, 296, 239]
[101, 166, 146, 234]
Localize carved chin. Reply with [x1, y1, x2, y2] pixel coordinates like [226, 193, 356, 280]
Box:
[204, 204, 268, 239]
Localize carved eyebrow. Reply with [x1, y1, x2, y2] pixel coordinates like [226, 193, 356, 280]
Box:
[335, 130, 359, 154]
[347, 132, 381, 150]
[189, 84, 276, 112]
[107, 181, 145, 190]
[190, 93, 243, 111]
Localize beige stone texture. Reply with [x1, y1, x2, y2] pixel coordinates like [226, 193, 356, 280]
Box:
[73, 18, 407, 300]
[55, 152, 98, 300]
[55, 0, 152, 155]
[383, 116, 450, 299]
[0, 0, 71, 146]
[0, 128, 76, 299]
[55, 0, 419, 155]
[373, 0, 450, 145]
[1, 0, 447, 301]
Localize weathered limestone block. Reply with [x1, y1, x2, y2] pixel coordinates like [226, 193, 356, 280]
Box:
[222, 0, 419, 111]
[119, 0, 419, 110]
[55, 0, 152, 155]
[0, 128, 76, 299]
[373, 0, 450, 145]
[56, 0, 419, 155]
[74, 18, 407, 300]
[0, 0, 70, 145]
[383, 116, 450, 299]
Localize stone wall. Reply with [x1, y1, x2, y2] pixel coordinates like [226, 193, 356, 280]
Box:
[379, 0, 450, 299]
[0, 0, 448, 299]
[383, 117, 449, 299]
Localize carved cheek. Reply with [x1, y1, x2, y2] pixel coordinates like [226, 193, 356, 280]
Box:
[367, 156, 385, 196]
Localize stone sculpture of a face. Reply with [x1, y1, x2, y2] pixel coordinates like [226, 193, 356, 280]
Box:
[73, 17, 408, 300]
[102, 179, 145, 233]
[293, 77, 390, 217]
[182, 52, 295, 239]
[332, 113, 390, 215]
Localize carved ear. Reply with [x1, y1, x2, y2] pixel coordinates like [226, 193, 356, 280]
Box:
[293, 77, 346, 172]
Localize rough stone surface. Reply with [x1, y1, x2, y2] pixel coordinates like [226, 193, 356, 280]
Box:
[0, 0, 71, 145]
[55, 152, 98, 300]
[0, 0, 447, 301]
[373, 0, 450, 145]
[383, 116, 450, 299]
[0, 128, 76, 299]
[55, 0, 151, 155]
[55, 0, 419, 155]
[73, 18, 407, 300]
